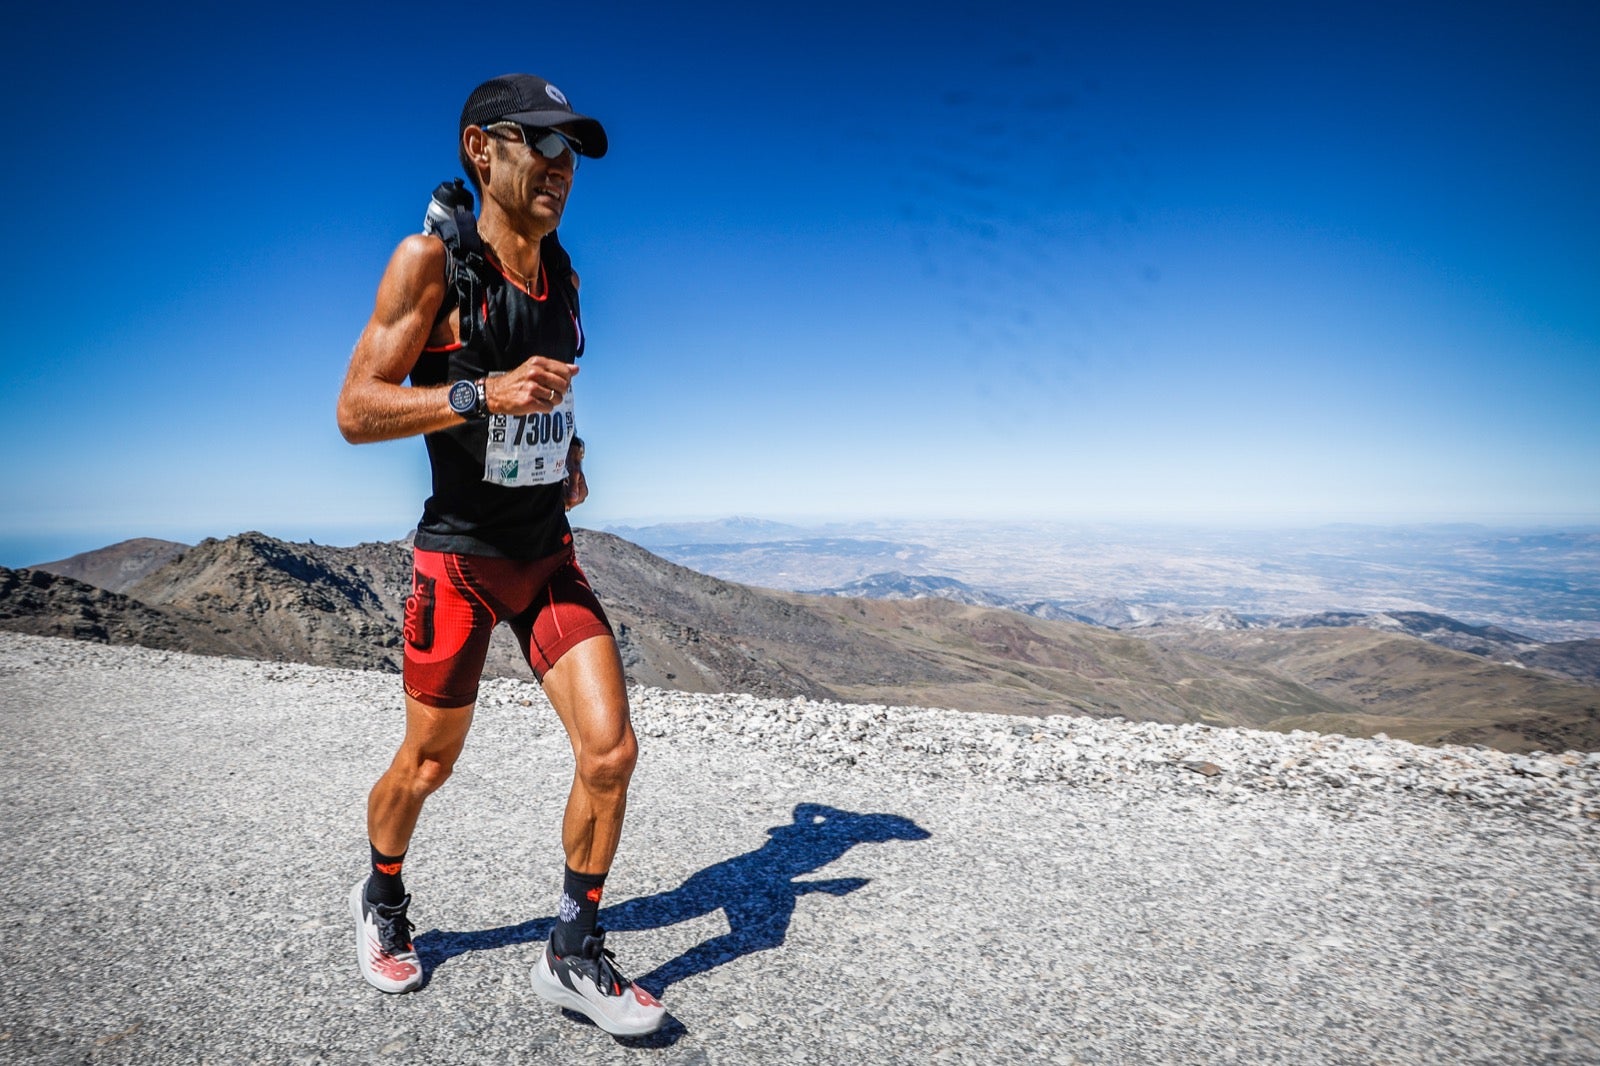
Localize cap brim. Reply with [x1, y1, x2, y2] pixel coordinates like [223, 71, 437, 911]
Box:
[498, 109, 608, 158]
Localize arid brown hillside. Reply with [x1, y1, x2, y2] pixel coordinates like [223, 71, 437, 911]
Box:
[124, 532, 408, 673]
[0, 567, 233, 655]
[1516, 639, 1600, 685]
[787, 594, 1356, 726]
[33, 537, 189, 594]
[1267, 609, 1600, 684]
[572, 530, 959, 699]
[4, 530, 1596, 753]
[1139, 627, 1600, 751]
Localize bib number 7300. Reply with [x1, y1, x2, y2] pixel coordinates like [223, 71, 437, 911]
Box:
[483, 389, 575, 487]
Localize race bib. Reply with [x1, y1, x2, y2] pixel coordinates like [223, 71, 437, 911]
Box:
[483, 388, 575, 487]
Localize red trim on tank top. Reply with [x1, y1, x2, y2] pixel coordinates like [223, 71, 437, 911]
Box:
[485, 253, 548, 301]
[422, 341, 465, 353]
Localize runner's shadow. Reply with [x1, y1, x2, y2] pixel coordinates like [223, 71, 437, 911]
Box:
[605, 803, 930, 992]
[415, 803, 930, 999]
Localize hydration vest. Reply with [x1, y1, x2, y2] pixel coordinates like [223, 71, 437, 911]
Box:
[422, 178, 584, 360]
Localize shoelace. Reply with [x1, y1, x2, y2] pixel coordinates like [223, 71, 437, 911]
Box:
[593, 947, 629, 998]
[373, 898, 416, 954]
[577, 931, 630, 997]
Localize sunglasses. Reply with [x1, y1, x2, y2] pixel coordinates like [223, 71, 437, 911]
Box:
[483, 122, 582, 169]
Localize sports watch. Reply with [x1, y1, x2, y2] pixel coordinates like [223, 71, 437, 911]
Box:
[448, 378, 488, 420]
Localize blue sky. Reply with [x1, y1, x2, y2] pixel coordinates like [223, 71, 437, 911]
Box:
[2, 0, 1597, 565]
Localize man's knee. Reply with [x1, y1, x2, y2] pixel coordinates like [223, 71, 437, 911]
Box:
[391, 696, 474, 799]
[391, 743, 465, 797]
[410, 753, 458, 796]
[577, 725, 638, 794]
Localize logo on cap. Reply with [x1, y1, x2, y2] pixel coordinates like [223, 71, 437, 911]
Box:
[545, 84, 569, 107]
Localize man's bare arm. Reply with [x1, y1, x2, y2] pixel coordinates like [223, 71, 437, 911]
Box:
[337, 236, 459, 444]
[337, 236, 580, 445]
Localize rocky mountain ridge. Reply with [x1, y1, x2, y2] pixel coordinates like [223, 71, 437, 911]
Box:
[6, 532, 1598, 753]
[812, 569, 1600, 684]
[31, 537, 188, 593]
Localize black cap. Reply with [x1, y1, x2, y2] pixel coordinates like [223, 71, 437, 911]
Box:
[459, 74, 608, 159]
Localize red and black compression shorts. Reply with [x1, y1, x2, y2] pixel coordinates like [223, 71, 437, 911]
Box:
[402, 545, 613, 708]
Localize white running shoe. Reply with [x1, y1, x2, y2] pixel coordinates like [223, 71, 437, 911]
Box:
[349, 878, 422, 994]
[531, 930, 666, 1036]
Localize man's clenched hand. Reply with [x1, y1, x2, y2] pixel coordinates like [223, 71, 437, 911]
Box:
[486, 355, 578, 415]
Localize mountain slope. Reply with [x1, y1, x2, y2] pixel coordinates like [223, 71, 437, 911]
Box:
[124, 532, 410, 672]
[0, 567, 234, 655]
[573, 531, 953, 699]
[789, 593, 1356, 726]
[6, 529, 1596, 752]
[31, 537, 190, 593]
[1141, 627, 1600, 750]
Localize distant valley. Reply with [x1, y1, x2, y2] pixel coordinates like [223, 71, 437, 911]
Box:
[609, 518, 1600, 642]
[3, 525, 1597, 754]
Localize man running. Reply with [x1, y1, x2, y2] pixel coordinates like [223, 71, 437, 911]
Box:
[335, 73, 665, 1037]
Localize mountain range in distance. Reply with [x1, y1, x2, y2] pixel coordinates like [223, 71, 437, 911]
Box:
[806, 570, 1598, 680]
[4, 527, 1597, 755]
[607, 517, 1600, 643]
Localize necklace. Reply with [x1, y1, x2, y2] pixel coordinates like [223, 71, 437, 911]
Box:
[487, 251, 546, 298]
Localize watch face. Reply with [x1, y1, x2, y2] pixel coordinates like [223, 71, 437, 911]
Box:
[448, 379, 477, 414]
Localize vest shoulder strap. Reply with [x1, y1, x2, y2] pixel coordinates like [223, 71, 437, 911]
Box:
[425, 178, 583, 356]
[426, 180, 487, 338]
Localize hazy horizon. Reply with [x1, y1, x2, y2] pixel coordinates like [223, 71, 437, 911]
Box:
[10, 514, 1597, 644]
[7, 511, 1600, 572]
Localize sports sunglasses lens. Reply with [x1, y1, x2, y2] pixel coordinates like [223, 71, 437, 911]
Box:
[531, 130, 578, 166]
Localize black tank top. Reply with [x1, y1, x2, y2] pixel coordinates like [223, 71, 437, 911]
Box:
[408, 255, 582, 559]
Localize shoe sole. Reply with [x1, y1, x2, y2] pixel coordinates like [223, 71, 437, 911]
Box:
[350, 879, 422, 994]
[531, 956, 665, 1036]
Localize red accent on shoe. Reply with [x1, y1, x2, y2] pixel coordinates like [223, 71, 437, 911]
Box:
[370, 949, 419, 982]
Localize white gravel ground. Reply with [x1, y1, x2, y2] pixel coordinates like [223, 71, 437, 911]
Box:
[1, 631, 1597, 1065]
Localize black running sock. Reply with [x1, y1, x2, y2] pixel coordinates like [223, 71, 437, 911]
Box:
[367, 844, 408, 907]
[552, 866, 608, 957]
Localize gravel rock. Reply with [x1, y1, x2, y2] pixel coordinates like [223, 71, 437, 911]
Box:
[615, 683, 1599, 823]
[2, 631, 1597, 1065]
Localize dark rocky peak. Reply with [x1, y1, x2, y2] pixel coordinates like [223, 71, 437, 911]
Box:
[31, 537, 190, 594]
[0, 565, 231, 654]
[128, 532, 385, 615]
